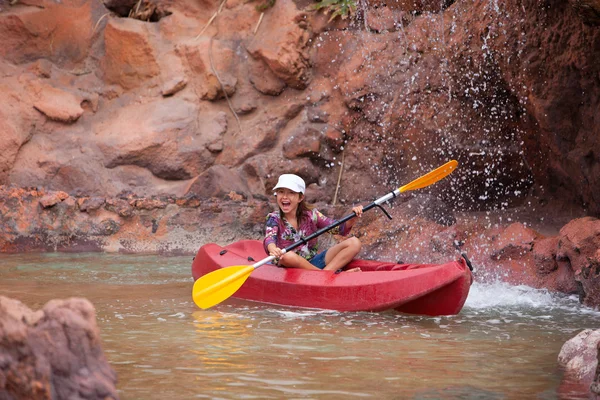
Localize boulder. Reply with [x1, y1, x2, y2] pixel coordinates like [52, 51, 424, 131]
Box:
[557, 217, 600, 307]
[0, 296, 118, 400]
[558, 329, 600, 398]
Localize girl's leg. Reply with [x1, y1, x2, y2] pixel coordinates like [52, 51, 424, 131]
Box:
[322, 237, 361, 271]
[279, 252, 322, 270]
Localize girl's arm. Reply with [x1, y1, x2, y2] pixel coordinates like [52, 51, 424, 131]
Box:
[314, 206, 363, 236]
[343, 205, 363, 230]
[263, 213, 280, 254]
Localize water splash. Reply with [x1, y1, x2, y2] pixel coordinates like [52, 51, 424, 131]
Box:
[466, 281, 555, 309]
[466, 281, 600, 317]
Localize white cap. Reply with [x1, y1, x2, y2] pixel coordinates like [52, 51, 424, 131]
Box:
[273, 174, 305, 194]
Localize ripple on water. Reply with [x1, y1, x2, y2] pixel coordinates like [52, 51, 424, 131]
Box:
[0, 252, 192, 285]
[2, 253, 599, 399]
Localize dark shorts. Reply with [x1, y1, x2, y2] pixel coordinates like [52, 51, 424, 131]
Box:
[309, 250, 328, 270]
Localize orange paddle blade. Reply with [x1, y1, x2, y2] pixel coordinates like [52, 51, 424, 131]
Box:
[399, 160, 458, 193]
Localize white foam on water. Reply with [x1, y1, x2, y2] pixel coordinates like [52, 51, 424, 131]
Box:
[465, 281, 555, 309]
[267, 309, 339, 319]
[465, 281, 600, 317]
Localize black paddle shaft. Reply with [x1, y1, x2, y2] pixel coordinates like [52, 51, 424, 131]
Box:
[282, 200, 392, 254]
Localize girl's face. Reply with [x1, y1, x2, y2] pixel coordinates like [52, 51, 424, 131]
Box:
[275, 188, 304, 216]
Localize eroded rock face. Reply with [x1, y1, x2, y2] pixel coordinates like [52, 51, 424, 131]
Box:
[94, 97, 211, 180]
[0, 0, 93, 66]
[0, 0, 598, 216]
[0, 88, 34, 182]
[0, 296, 118, 400]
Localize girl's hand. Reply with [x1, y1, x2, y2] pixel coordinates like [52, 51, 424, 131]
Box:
[352, 205, 363, 217]
[268, 244, 284, 258]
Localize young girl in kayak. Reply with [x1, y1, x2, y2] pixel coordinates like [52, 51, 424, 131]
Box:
[264, 174, 363, 272]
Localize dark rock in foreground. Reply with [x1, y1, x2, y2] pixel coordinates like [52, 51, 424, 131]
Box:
[0, 296, 118, 400]
[558, 329, 600, 399]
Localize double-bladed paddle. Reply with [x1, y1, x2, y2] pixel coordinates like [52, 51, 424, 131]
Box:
[192, 159, 459, 309]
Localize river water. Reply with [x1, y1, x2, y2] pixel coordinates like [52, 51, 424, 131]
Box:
[0, 252, 598, 399]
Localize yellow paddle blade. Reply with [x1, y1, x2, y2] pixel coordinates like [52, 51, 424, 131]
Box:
[192, 265, 254, 309]
[399, 160, 458, 193]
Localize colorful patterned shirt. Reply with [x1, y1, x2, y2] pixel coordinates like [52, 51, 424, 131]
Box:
[263, 209, 352, 261]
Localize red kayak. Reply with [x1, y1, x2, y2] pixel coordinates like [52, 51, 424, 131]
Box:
[192, 240, 473, 316]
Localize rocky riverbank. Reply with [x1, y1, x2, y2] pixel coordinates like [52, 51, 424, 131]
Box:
[2, 185, 599, 309]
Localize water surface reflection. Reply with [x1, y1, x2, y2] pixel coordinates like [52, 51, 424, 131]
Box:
[0, 253, 598, 399]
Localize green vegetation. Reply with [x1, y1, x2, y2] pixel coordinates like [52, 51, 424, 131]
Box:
[312, 0, 357, 21]
[248, 0, 358, 21]
[253, 0, 276, 12]
[249, 0, 357, 21]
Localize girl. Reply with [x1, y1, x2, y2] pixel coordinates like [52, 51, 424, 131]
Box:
[264, 174, 363, 272]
